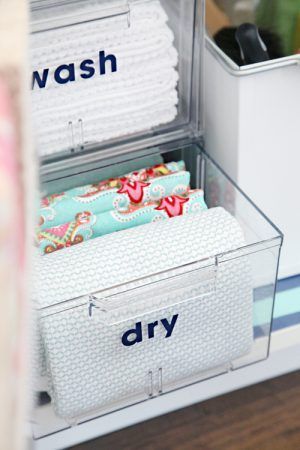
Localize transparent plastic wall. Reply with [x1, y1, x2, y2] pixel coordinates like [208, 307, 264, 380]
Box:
[32, 143, 282, 438]
[30, 0, 203, 163]
[202, 150, 282, 367]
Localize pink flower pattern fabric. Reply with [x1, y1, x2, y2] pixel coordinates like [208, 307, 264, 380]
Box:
[37, 189, 208, 255]
[39, 161, 189, 230]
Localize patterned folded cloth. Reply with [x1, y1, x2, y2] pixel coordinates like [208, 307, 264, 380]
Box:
[39, 161, 188, 230]
[37, 189, 207, 255]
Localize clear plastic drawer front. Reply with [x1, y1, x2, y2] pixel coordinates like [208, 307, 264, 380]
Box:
[30, 0, 203, 162]
[32, 145, 282, 437]
[39, 256, 252, 421]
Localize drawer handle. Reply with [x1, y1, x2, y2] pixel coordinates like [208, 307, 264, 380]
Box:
[158, 368, 163, 394]
[88, 295, 107, 318]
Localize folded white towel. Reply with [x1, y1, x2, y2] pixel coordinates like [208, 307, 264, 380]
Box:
[31, 21, 175, 70]
[34, 103, 177, 156]
[31, 1, 170, 52]
[33, 207, 249, 307]
[33, 65, 179, 115]
[33, 208, 253, 420]
[36, 78, 178, 127]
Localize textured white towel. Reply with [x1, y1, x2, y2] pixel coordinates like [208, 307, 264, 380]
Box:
[33, 208, 253, 419]
[31, 19, 175, 69]
[34, 67, 179, 120]
[31, 0, 179, 157]
[32, 54, 178, 110]
[31, 1, 170, 52]
[34, 102, 178, 155]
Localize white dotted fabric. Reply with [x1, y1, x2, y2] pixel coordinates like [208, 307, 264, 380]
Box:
[33, 207, 253, 420]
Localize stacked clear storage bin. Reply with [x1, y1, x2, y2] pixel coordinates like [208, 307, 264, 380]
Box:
[30, 0, 282, 439]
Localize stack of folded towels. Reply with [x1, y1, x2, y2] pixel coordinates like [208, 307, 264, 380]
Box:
[30, 0, 179, 156]
[36, 160, 208, 255]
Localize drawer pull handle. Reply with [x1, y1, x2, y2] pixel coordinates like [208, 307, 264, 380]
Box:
[158, 368, 163, 394]
[68, 121, 75, 151]
[148, 371, 153, 398]
[88, 295, 107, 318]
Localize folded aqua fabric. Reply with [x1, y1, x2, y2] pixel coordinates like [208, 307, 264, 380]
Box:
[39, 161, 188, 230]
[37, 190, 207, 255]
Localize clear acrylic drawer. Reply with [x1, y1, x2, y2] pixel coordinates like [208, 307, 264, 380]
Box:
[29, 0, 282, 441]
[31, 143, 282, 438]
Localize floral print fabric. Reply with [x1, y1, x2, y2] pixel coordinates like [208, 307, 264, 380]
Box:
[37, 189, 207, 255]
[39, 161, 189, 230]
